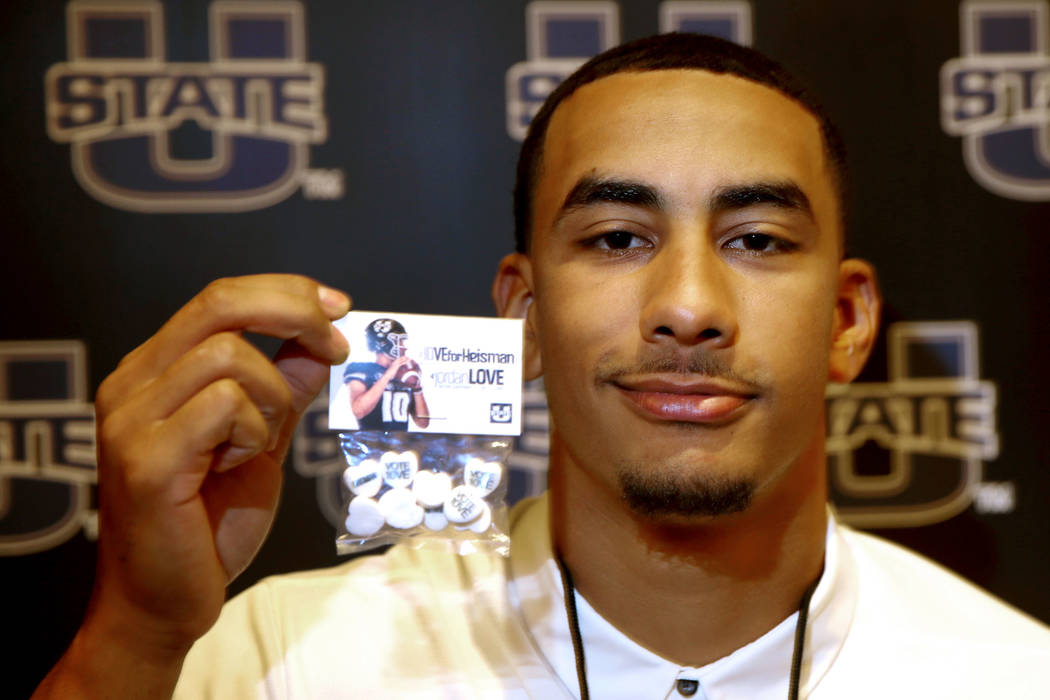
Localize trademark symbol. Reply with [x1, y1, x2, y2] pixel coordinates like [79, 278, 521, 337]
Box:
[974, 481, 1017, 514]
[81, 511, 99, 540]
[301, 169, 345, 200]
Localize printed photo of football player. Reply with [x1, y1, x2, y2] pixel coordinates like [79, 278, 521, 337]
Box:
[343, 318, 430, 430]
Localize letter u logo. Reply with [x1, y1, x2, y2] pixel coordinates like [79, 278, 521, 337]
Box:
[942, 1, 1050, 200]
[45, 1, 326, 212]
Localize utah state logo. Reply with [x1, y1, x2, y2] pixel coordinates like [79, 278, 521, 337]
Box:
[45, 1, 327, 212]
[941, 1, 1050, 200]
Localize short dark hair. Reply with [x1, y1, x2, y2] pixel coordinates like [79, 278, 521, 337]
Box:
[512, 32, 848, 253]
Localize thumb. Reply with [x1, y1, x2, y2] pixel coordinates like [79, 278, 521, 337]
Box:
[266, 340, 335, 461]
[273, 340, 334, 413]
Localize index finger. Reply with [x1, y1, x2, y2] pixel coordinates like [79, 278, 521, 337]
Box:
[119, 275, 350, 389]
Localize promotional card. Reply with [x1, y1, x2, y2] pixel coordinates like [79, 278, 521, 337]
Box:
[329, 311, 523, 436]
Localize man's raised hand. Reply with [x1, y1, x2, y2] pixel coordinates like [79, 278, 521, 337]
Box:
[34, 275, 350, 699]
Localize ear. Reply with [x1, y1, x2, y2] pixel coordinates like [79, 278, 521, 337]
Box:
[492, 253, 543, 380]
[828, 258, 881, 383]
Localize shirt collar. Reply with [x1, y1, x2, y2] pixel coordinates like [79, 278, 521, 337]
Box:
[509, 494, 858, 700]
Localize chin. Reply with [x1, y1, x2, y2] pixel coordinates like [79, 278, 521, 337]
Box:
[616, 462, 755, 519]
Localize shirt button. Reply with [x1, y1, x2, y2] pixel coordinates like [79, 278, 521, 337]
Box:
[676, 678, 699, 696]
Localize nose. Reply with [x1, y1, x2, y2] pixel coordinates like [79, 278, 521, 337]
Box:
[639, 240, 737, 348]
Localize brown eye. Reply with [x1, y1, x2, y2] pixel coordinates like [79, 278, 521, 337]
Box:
[726, 232, 797, 254]
[579, 228, 653, 257]
[741, 233, 774, 250]
[603, 231, 636, 249]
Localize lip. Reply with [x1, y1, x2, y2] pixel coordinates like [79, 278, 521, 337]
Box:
[612, 376, 756, 424]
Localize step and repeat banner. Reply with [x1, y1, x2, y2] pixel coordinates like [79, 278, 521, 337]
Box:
[2, 0, 1048, 693]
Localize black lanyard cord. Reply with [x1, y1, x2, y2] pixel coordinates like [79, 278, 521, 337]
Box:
[555, 555, 822, 700]
[788, 574, 821, 700]
[556, 556, 591, 700]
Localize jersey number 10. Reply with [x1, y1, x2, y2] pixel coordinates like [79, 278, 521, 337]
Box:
[382, 391, 410, 423]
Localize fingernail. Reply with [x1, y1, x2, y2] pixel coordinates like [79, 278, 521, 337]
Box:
[318, 285, 351, 316]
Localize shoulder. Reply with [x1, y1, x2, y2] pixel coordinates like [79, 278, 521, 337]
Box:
[344, 362, 379, 381]
[175, 545, 509, 698]
[820, 523, 1050, 697]
[175, 498, 553, 698]
[842, 525, 1049, 642]
[198, 543, 504, 641]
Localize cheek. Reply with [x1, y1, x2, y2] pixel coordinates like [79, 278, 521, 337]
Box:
[533, 268, 638, 385]
[747, 275, 837, 396]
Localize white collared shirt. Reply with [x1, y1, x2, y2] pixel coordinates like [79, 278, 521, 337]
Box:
[178, 493, 1050, 698]
[509, 498, 854, 699]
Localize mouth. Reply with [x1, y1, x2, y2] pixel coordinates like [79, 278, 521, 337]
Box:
[611, 376, 757, 424]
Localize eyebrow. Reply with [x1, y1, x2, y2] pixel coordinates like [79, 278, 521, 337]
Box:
[554, 175, 814, 225]
[555, 176, 665, 224]
[710, 181, 814, 220]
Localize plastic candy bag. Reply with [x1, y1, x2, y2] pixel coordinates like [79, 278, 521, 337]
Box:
[338, 431, 512, 556]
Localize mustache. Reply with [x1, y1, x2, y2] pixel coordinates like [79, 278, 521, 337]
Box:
[594, 348, 763, 392]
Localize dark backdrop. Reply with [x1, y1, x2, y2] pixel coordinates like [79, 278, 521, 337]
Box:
[3, 1, 1048, 696]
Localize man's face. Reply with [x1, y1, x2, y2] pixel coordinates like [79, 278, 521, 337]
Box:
[525, 70, 846, 516]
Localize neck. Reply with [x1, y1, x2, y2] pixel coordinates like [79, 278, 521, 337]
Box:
[548, 428, 828, 667]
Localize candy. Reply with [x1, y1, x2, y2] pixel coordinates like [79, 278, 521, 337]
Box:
[458, 501, 492, 533]
[444, 485, 486, 524]
[423, 510, 449, 531]
[337, 432, 513, 554]
[381, 450, 419, 488]
[386, 503, 424, 529]
[345, 496, 384, 537]
[463, 458, 503, 497]
[378, 487, 416, 516]
[342, 458, 383, 498]
[469, 502, 493, 533]
[413, 470, 452, 507]
[378, 487, 423, 529]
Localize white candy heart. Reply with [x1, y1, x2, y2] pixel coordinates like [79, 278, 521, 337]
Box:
[381, 450, 419, 488]
[386, 504, 424, 529]
[413, 470, 452, 507]
[345, 496, 384, 537]
[463, 458, 503, 497]
[343, 459, 383, 498]
[423, 510, 449, 531]
[454, 501, 492, 534]
[443, 485, 485, 524]
[470, 502, 493, 533]
[377, 487, 424, 529]
[378, 487, 416, 516]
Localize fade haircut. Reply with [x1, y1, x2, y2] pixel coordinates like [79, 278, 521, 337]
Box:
[512, 32, 848, 253]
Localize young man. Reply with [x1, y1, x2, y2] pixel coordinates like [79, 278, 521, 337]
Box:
[35, 34, 1050, 699]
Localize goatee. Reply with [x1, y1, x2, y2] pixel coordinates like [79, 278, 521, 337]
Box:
[617, 466, 754, 518]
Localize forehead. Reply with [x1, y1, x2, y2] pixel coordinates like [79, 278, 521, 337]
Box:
[535, 69, 837, 232]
